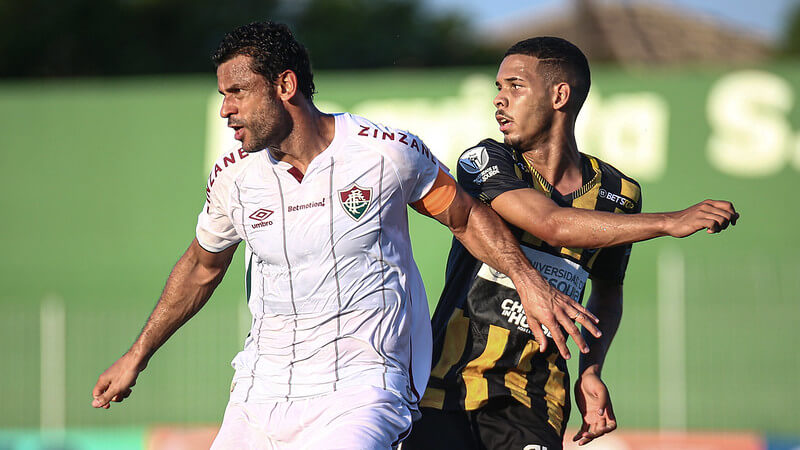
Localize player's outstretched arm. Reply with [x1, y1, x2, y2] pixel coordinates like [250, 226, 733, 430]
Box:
[429, 185, 601, 359]
[91, 239, 238, 409]
[491, 189, 739, 248]
[573, 279, 623, 446]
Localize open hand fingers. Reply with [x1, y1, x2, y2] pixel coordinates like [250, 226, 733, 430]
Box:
[554, 308, 587, 354]
[544, 318, 571, 360]
[527, 316, 548, 354]
[571, 308, 602, 339]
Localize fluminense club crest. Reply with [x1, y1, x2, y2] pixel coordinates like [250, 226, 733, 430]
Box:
[338, 184, 373, 221]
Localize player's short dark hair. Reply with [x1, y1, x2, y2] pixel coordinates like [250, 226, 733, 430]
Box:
[505, 37, 590, 113]
[212, 21, 316, 100]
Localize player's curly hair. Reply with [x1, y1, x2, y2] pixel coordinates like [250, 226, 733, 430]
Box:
[212, 21, 316, 100]
[505, 37, 590, 113]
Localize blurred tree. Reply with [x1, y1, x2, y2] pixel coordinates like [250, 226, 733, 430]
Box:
[291, 0, 495, 69]
[0, 0, 280, 77]
[782, 2, 800, 56]
[0, 0, 494, 77]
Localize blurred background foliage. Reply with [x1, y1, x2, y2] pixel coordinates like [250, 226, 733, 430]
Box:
[0, 0, 498, 77]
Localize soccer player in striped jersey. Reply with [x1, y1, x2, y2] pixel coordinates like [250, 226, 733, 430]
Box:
[405, 37, 738, 450]
[90, 24, 606, 449]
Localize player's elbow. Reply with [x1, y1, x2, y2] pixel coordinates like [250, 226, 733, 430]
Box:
[535, 215, 571, 248]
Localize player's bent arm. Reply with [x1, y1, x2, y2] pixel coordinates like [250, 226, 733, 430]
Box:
[425, 183, 601, 359]
[91, 239, 238, 409]
[573, 278, 623, 445]
[578, 279, 623, 376]
[491, 189, 738, 248]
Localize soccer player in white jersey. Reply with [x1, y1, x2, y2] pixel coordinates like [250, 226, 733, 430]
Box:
[91, 22, 605, 449]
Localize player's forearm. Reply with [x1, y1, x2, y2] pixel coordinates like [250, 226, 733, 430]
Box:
[452, 201, 547, 292]
[128, 245, 229, 366]
[544, 209, 667, 249]
[578, 288, 623, 376]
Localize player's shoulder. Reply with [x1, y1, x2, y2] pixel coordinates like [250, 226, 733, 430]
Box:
[342, 113, 438, 165]
[204, 145, 259, 205]
[585, 153, 642, 208]
[457, 138, 515, 174]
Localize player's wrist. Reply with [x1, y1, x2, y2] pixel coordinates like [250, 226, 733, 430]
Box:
[660, 212, 679, 237]
[125, 346, 152, 371]
[578, 363, 602, 378]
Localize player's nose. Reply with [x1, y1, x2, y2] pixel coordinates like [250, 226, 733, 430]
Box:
[493, 91, 507, 108]
[220, 98, 237, 118]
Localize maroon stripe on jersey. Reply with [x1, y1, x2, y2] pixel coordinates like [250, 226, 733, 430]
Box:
[273, 168, 299, 400]
[236, 181, 261, 403]
[376, 156, 388, 390]
[287, 166, 304, 183]
[328, 157, 343, 389]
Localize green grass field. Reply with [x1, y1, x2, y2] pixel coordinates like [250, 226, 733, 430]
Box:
[0, 65, 798, 434]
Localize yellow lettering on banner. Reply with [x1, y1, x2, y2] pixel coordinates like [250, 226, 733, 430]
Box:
[430, 308, 470, 379]
[504, 340, 539, 408]
[463, 325, 509, 410]
[544, 353, 567, 433]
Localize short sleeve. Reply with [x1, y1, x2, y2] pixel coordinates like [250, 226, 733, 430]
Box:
[590, 188, 643, 284]
[196, 200, 240, 253]
[387, 131, 444, 204]
[456, 140, 529, 204]
[195, 149, 249, 253]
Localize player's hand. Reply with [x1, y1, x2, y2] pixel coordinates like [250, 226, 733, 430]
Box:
[573, 370, 617, 446]
[91, 352, 146, 409]
[665, 200, 739, 237]
[518, 279, 601, 360]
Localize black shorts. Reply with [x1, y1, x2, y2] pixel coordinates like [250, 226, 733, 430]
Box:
[403, 397, 566, 450]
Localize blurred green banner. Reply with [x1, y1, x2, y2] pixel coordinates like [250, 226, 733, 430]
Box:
[0, 64, 797, 435]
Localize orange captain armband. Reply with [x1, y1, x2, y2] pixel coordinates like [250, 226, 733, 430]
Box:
[412, 169, 457, 217]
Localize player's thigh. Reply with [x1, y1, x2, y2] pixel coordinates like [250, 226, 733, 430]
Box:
[473, 398, 564, 450]
[211, 401, 275, 450]
[402, 407, 479, 450]
[304, 386, 413, 450]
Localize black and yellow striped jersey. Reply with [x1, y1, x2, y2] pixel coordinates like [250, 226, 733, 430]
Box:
[422, 138, 642, 434]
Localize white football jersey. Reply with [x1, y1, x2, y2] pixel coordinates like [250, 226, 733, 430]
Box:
[196, 113, 446, 405]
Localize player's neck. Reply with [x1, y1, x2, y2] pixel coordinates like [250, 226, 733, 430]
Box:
[521, 121, 582, 194]
[269, 105, 335, 174]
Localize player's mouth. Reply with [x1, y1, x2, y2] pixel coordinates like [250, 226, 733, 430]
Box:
[496, 113, 513, 133]
[229, 123, 245, 141]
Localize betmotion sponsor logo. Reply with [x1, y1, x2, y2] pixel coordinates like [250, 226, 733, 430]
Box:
[287, 197, 325, 213]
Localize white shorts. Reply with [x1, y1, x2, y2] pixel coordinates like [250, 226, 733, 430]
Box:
[210, 386, 413, 450]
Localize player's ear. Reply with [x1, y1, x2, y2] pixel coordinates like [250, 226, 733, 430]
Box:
[553, 82, 571, 110]
[275, 70, 299, 101]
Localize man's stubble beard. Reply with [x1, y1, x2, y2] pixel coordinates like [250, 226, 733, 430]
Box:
[243, 105, 292, 153]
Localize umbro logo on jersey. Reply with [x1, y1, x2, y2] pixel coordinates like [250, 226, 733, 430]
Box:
[249, 208, 274, 229]
[249, 209, 274, 221]
[339, 184, 372, 221]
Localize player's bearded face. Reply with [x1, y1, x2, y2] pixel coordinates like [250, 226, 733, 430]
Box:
[217, 55, 292, 152]
[241, 88, 291, 152]
[494, 55, 553, 150]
